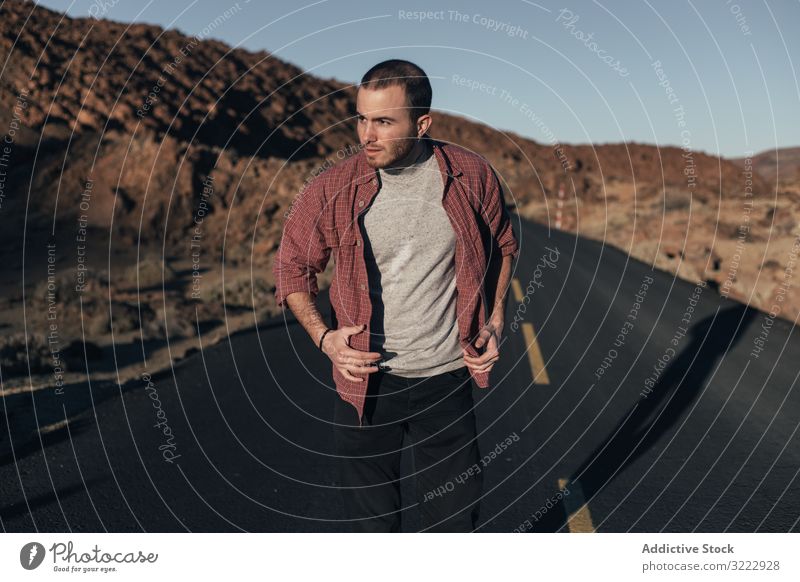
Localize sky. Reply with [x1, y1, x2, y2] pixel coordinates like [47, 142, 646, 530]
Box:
[33, 0, 800, 158]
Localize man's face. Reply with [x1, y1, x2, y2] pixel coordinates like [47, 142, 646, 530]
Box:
[356, 84, 422, 169]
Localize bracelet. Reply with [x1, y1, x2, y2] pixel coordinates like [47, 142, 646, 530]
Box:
[318, 328, 332, 351]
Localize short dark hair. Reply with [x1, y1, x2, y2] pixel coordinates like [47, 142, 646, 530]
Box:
[359, 59, 432, 122]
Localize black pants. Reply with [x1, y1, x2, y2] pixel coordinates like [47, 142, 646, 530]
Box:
[333, 365, 482, 532]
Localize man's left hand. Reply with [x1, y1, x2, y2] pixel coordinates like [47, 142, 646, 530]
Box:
[463, 318, 504, 373]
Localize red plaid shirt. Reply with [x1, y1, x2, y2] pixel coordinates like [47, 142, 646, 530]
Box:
[273, 134, 519, 425]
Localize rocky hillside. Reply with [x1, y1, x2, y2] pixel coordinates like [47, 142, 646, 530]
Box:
[0, 0, 797, 388]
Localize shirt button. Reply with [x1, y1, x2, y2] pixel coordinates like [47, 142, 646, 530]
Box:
[356, 239, 361, 246]
[358, 200, 364, 207]
[370, 178, 376, 184]
[361, 284, 366, 290]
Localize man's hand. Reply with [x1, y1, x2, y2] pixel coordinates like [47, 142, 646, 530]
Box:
[463, 318, 504, 373]
[321, 324, 383, 382]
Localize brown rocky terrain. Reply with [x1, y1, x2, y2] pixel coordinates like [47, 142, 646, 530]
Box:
[0, 0, 797, 392]
[734, 147, 800, 192]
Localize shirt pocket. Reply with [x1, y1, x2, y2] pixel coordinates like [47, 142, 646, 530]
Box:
[325, 226, 359, 286]
[324, 226, 357, 248]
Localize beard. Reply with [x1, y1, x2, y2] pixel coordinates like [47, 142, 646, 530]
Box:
[364, 134, 419, 169]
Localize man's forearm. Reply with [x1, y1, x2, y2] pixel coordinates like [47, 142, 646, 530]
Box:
[284, 291, 329, 348]
[487, 254, 513, 325]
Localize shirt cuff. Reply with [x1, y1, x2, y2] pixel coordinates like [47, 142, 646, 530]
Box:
[274, 274, 319, 309]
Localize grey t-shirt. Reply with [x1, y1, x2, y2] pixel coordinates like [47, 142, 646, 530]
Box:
[361, 140, 465, 377]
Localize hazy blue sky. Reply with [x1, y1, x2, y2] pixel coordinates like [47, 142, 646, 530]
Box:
[34, 0, 800, 158]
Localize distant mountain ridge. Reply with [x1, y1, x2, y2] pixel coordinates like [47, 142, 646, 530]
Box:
[1, 0, 797, 324]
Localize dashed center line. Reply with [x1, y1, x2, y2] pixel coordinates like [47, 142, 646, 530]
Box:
[558, 478, 596, 532]
[511, 279, 550, 384]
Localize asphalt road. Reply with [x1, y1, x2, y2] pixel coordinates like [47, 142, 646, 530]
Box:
[2, 216, 799, 532]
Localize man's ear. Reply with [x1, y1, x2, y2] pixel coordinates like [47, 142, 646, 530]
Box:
[416, 114, 432, 137]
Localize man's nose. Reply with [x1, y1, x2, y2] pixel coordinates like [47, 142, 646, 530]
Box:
[363, 122, 377, 142]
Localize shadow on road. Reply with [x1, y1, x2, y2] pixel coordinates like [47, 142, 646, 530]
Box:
[528, 303, 757, 532]
[0, 475, 109, 525]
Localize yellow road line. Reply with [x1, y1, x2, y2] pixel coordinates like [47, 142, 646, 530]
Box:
[511, 278, 524, 303]
[522, 323, 550, 384]
[512, 277, 550, 385]
[39, 418, 71, 434]
[558, 478, 595, 532]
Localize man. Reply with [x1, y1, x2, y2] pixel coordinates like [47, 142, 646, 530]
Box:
[273, 59, 519, 532]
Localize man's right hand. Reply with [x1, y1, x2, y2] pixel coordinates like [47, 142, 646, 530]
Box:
[321, 324, 382, 382]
